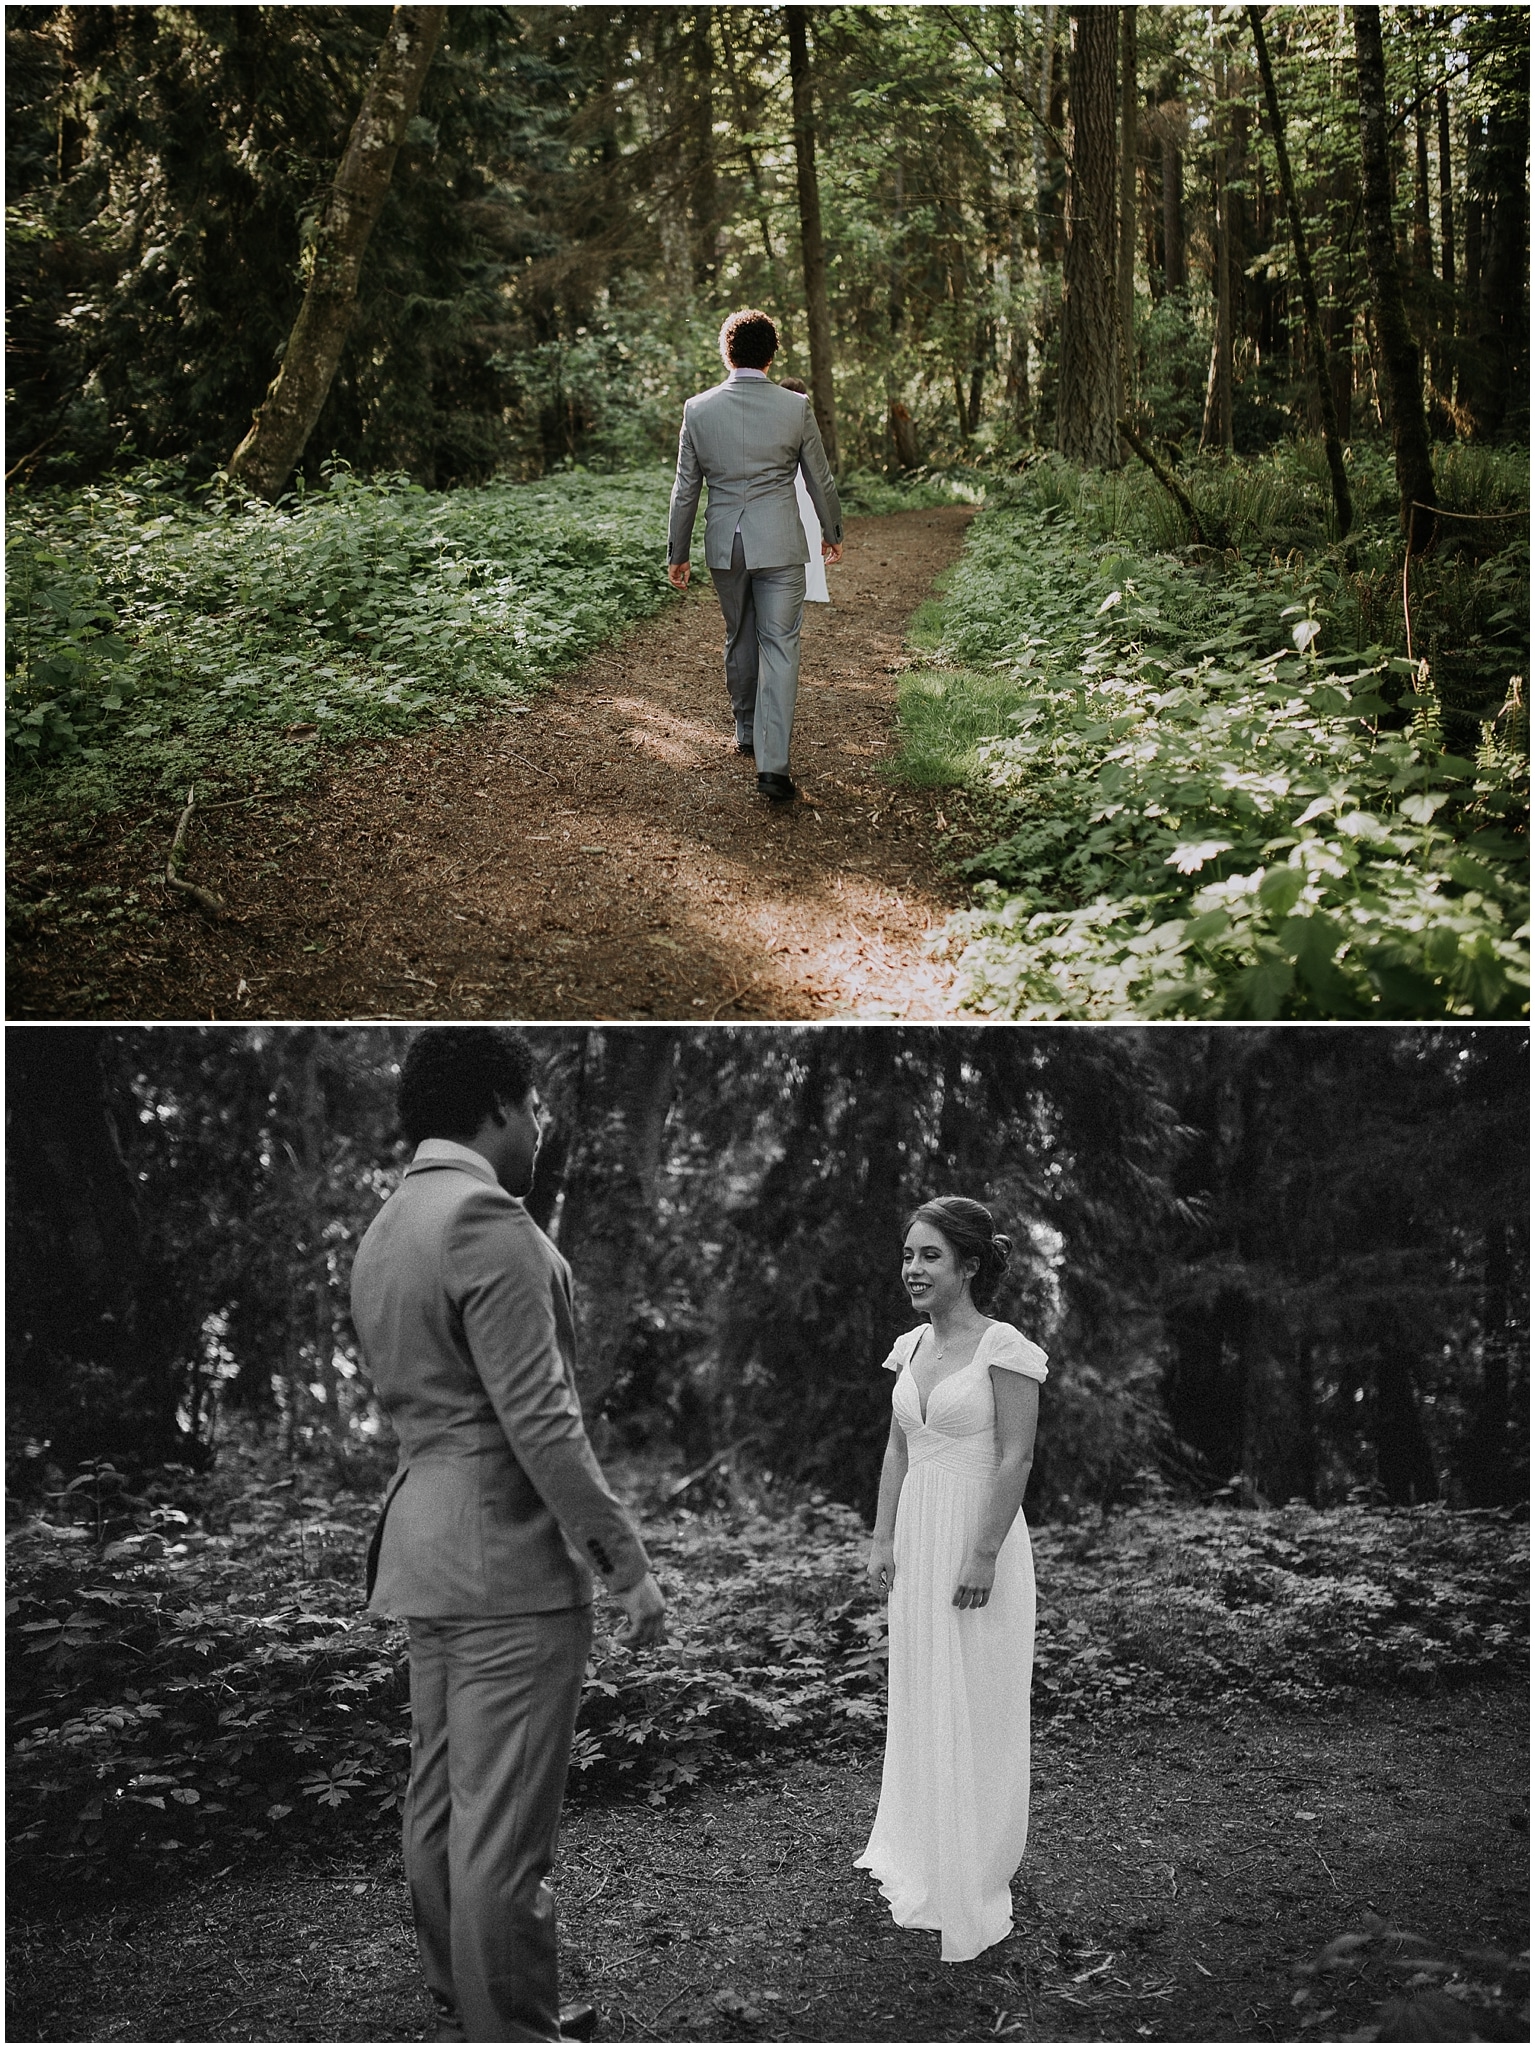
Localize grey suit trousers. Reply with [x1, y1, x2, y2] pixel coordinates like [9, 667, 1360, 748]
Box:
[404, 1607, 593, 2042]
[710, 531, 807, 776]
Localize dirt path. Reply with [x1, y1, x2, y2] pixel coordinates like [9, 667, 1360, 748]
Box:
[9, 1685, 1525, 2042]
[7, 507, 977, 1021]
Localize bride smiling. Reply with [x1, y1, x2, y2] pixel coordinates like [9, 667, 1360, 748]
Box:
[856, 1196, 1048, 1964]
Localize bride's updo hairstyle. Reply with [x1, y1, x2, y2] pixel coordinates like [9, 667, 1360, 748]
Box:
[907, 1196, 1013, 1309]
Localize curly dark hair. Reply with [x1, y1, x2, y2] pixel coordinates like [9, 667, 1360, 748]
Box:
[397, 1028, 537, 1148]
[906, 1196, 1014, 1309]
[718, 307, 778, 369]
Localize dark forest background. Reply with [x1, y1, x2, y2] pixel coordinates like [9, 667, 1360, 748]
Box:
[8, 1023, 1528, 1520]
[6, 3, 1528, 489]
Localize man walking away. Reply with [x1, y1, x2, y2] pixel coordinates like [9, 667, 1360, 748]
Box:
[351, 1028, 666, 2042]
[666, 308, 843, 803]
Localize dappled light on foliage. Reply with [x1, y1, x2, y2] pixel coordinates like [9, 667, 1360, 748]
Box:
[898, 447, 1529, 1019]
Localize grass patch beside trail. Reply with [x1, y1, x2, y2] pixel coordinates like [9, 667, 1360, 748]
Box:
[5, 463, 684, 818]
[893, 441, 1529, 1019]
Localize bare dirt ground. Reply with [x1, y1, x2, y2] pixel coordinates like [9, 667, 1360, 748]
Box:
[8, 1685, 1526, 2042]
[6, 506, 978, 1021]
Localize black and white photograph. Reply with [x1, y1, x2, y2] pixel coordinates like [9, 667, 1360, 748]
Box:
[6, 1023, 1528, 2042]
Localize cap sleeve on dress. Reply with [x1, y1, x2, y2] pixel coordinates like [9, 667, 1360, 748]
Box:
[879, 1326, 926, 1374]
[987, 1323, 1049, 1382]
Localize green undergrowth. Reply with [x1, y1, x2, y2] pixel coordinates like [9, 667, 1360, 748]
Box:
[6, 1440, 1525, 1905]
[5, 458, 974, 827]
[5, 462, 682, 816]
[897, 441, 1529, 1018]
[837, 465, 984, 516]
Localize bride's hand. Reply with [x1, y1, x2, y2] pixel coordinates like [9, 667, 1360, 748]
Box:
[953, 1552, 996, 1609]
[867, 1538, 895, 1597]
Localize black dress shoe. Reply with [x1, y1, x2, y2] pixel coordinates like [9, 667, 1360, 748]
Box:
[757, 771, 798, 802]
[560, 2002, 599, 2041]
[736, 740, 755, 757]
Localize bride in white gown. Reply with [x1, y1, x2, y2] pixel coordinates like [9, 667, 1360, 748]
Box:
[856, 1196, 1047, 1964]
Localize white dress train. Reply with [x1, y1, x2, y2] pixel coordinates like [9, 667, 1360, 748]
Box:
[795, 470, 830, 601]
[855, 1319, 1049, 1963]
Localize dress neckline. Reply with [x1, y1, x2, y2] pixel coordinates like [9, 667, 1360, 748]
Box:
[908, 1321, 995, 1426]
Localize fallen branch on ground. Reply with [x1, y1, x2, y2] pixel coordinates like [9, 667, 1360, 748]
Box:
[163, 787, 227, 917]
[1115, 419, 1207, 546]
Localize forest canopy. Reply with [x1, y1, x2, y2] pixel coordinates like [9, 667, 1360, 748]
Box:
[7, 1025, 1528, 1521]
[6, 3, 1528, 489]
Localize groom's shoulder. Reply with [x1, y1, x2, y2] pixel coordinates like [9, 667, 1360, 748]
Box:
[687, 378, 805, 413]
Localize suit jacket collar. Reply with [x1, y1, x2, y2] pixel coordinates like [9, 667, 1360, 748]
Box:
[404, 1137, 502, 1189]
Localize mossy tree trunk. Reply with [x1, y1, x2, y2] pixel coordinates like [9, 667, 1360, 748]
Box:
[226, 5, 446, 500]
[1352, 6, 1437, 553]
[1056, 5, 1120, 467]
[787, 8, 839, 469]
[1248, 6, 1354, 535]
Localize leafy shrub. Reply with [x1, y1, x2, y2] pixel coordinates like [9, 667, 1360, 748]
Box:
[1030, 1502, 1528, 1721]
[8, 1454, 1524, 1902]
[4, 1465, 885, 1900]
[5, 462, 682, 811]
[1295, 1914, 1529, 2042]
[898, 448, 1528, 1018]
[837, 467, 982, 517]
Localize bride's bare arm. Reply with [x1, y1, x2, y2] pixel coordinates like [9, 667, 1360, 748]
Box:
[867, 1414, 908, 1595]
[953, 1370, 1040, 1609]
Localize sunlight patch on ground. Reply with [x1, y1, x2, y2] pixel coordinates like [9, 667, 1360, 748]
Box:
[662, 853, 961, 1019]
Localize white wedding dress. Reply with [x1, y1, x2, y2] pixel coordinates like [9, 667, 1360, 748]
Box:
[856, 1320, 1049, 1962]
[795, 470, 830, 601]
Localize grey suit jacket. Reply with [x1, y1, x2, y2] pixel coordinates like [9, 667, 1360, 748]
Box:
[350, 1142, 651, 1617]
[668, 376, 843, 571]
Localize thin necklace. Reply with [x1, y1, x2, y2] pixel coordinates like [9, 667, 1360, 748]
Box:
[933, 1314, 980, 1360]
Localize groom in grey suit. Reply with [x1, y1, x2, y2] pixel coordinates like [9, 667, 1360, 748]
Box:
[352, 1028, 666, 2042]
[667, 307, 843, 802]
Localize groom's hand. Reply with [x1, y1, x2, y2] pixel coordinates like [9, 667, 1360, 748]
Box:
[667, 561, 691, 590]
[821, 539, 843, 566]
[613, 1570, 667, 1648]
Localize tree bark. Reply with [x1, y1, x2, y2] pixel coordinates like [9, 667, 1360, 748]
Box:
[787, 8, 839, 468]
[691, 7, 720, 292]
[1248, 7, 1354, 534]
[226, 6, 446, 499]
[1373, 1348, 1439, 1505]
[1161, 124, 1186, 292]
[6, 1030, 189, 1465]
[1352, 6, 1437, 551]
[1056, 6, 1120, 467]
[1117, 5, 1138, 412]
[999, 8, 1031, 431]
[1463, 102, 1528, 438]
[1034, 4, 1066, 266]
[1436, 85, 1456, 292]
[1412, 79, 1434, 274]
[1200, 143, 1233, 453]
[553, 1031, 680, 1416]
[1463, 1221, 1515, 1506]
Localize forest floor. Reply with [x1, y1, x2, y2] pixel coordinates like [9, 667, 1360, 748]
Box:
[7, 1682, 1526, 2044]
[6, 505, 978, 1021]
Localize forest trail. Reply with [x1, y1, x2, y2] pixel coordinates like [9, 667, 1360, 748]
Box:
[8, 505, 976, 1021]
[9, 1683, 1523, 2042]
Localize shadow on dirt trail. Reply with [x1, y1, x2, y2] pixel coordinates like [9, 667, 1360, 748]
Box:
[7, 505, 977, 1020]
